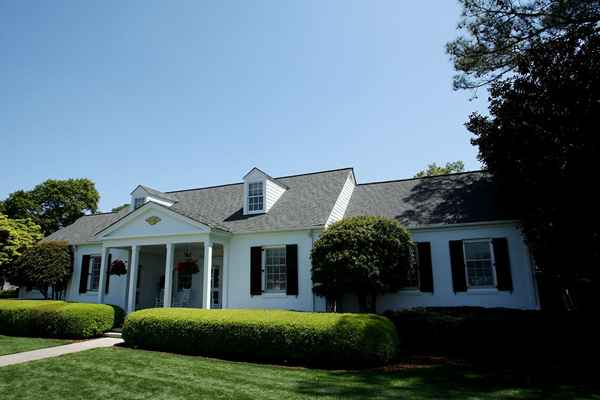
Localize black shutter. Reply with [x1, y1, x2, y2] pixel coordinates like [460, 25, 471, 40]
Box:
[417, 242, 433, 293]
[105, 253, 112, 294]
[492, 238, 513, 291]
[449, 240, 467, 292]
[286, 244, 298, 296]
[79, 255, 90, 294]
[250, 246, 262, 296]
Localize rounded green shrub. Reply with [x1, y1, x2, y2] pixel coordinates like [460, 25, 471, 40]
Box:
[0, 300, 124, 339]
[123, 308, 398, 368]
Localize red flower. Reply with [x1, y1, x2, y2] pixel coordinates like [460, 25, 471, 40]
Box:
[109, 259, 128, 276]
[176, 259, 199, 274]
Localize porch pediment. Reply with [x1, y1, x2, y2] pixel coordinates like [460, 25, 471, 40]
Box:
[96, 203, 210, 239]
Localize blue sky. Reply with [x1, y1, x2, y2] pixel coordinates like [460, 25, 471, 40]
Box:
[0, 1, 487, 212]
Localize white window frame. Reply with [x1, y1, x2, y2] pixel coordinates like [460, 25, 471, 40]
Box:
[87, 255, 102, 292]
[462, 239, 497, 289]
[247, 181, 265, 213]
[133, 197, 145, 209]
[262, 246, 287, 294]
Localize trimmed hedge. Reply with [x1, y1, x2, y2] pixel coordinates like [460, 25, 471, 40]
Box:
[0, 300, 124, 339]
[123, 308, 398, 368]
[384, 307, 595, 367]
[0, 289, 18, 299]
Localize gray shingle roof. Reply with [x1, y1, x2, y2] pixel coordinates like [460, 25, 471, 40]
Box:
[168, 168, 353, 233]
[44, 168, 354, 244]
[44, 208, 129, 245]
[345, 171, 514, 227]
[43, 169, 514, 245]
[134, 185, 177, 202]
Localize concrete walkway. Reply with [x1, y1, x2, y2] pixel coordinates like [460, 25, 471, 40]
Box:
[0, 337, 124, 368]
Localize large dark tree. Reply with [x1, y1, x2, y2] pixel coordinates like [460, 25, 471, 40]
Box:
[311, 216, 414, 313]
[447, 0, 600, 90]
[466, 28, 600, 309]
[2, 179, 99, 235]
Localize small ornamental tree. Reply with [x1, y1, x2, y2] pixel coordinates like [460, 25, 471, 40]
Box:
[311, 216, 414, 313]
[6, 241, 73, 299]
[0, 214, 43, 287]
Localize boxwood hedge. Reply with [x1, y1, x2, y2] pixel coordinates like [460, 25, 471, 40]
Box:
[0, 300, 124, 339]
[123, 308, 398, 368]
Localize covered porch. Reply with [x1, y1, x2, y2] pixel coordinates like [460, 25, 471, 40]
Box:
[91, 201, 230, 313]
[95, 238, 227, 313]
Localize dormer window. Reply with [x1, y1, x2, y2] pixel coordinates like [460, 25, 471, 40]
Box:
[133, 197, 145, 209]
[247, 182, 264, 212]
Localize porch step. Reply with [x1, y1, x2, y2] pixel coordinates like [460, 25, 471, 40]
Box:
[104, 331, 122, 339]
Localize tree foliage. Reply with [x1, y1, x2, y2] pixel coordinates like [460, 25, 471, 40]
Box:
[466, 28, 600, 309]
[447, 0, 600, 90]
[111, 203, 129, 213]
[311, 216, 414, 312]
[2, 179, 99, 235]
[4, 241, 73, 299]
[414, 161, 465, 178]
[0, 214, 43, 286]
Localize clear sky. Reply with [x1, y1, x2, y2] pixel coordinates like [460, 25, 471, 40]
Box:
[0, 1, 488, 212]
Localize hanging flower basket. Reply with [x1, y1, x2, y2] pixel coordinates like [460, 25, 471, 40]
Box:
[176, 259, 199, 274]
[109, 259, 128, 276]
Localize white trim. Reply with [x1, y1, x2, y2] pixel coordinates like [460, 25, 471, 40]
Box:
[462, 238, 497, 289]
[95, 202, 211, 239]
[246, 180, 265, 214]
[409, 220, 519, 232]
[262, 245, 287, 294]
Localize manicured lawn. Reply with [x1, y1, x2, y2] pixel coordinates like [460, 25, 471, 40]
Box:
[0, 347, 597, 399]
[0, 335, 72, 356]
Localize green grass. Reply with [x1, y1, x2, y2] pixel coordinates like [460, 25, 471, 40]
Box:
[0, 335, 72, 356]
[0, 347, 597, 399]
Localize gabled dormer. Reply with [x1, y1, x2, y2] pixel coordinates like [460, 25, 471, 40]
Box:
[243, 168, 288, 215]
[130, 185, 176, 211]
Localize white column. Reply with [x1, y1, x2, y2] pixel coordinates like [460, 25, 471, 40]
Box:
[97, 246, 110, 304]
[164, 243, 174, 308]
[127, 245, 140, 313]
[202, 239, 213, 309]
[221, 243, 229, 308]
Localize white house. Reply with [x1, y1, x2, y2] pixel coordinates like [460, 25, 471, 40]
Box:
[22, 167, 539, 312]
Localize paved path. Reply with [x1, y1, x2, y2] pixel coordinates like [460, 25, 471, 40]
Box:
[0, 337, 123, 367]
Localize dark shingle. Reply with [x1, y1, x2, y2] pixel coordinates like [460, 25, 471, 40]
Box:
[169, 168, 353, 233]
[345, 171, 514, 227]
[43, 208, 129, 245]
[134, 185, 177, 202]
[44, 168, 353, 243]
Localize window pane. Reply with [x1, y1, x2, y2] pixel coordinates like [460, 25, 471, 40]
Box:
[178, 270, 192, 290]
[466, 260, 494, 286]
[465, 241, 491, 259]
[265, 247, 287, 291]
[248, 182, 264, 211]
[89, 256, 101, 291]
[464, 241, 494, 287]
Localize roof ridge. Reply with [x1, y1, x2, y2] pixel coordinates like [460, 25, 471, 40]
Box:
[274, 167, 354, 180]
[84, 211, 119, 217]
[165, 167, 355, 194]
[357, 170, 488, 186]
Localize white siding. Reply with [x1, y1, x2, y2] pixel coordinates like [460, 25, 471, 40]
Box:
[226, 229, 316, 311]
[325, 172, 355, 226]
[265, 179, 286, 212]
[243, 168, 286, 215]
[337, 222, 539, 312]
